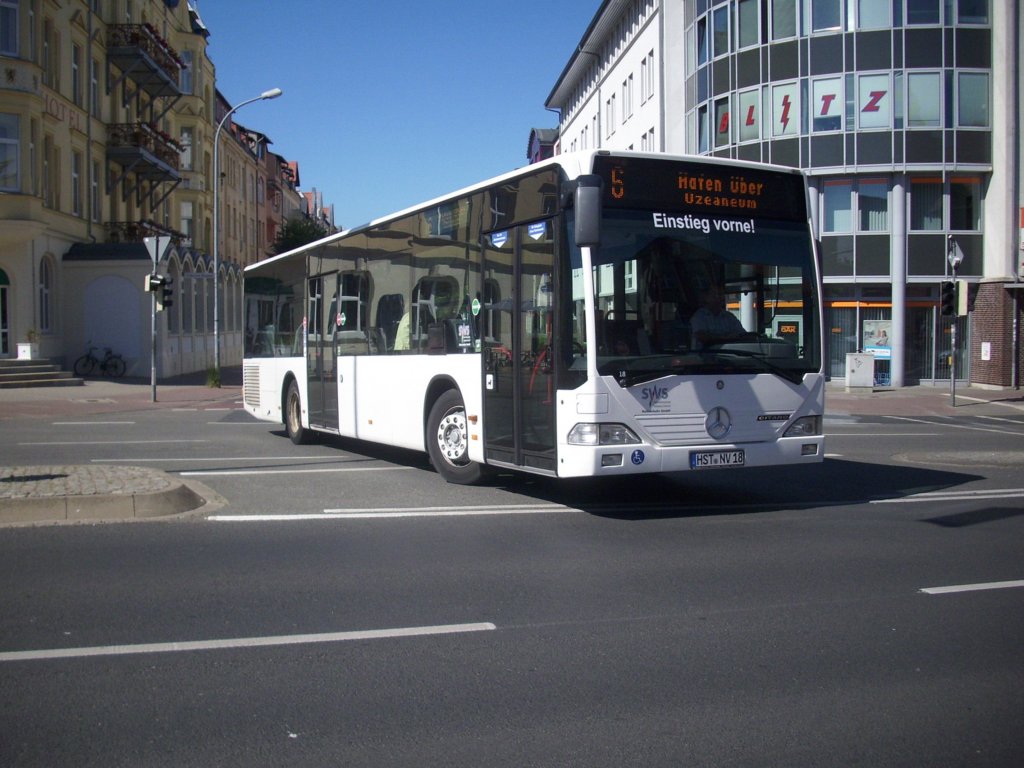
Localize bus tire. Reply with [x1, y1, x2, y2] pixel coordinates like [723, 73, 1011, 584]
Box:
[284, 380, 311, 445]
[427, 389, 482, 485]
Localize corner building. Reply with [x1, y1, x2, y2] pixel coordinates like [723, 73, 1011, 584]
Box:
[547, 0, 1022, 388]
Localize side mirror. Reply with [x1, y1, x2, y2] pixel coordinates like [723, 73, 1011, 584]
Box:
[573, 175, 602, 249]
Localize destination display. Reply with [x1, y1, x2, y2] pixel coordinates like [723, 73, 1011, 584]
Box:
[592, 155, 808, 222]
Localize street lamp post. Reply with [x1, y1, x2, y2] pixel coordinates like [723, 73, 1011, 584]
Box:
[212, 87, 283, 380]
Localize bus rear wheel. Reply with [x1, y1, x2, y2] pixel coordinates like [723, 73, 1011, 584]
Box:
[284, 380, 311, 445]
[427, 390, 482, 485]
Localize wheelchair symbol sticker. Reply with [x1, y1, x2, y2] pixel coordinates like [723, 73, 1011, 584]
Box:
[631, 449, 645, 465]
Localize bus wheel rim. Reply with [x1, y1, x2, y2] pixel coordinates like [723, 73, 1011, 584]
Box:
[437, 410, 467, 464]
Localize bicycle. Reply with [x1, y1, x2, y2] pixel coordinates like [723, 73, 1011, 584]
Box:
[73, 344, 127, 378]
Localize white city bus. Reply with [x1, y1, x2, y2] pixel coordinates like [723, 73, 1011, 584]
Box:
[242, 150, 824, 483]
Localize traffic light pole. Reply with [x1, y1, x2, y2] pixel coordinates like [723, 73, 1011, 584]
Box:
[150, 237, 159, 403]
[947, 235, 963, 408]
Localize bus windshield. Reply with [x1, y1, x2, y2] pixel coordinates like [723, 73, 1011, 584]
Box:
[575, 208, 820, 386]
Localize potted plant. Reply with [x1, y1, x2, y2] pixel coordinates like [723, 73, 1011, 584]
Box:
[17, 329, 39, 360]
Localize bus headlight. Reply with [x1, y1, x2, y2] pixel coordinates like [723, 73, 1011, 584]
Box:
[783, 415, 822, 437]
[568, 423, 642, 446]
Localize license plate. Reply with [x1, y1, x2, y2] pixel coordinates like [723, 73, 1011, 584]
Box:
[690, 449, 745, 469]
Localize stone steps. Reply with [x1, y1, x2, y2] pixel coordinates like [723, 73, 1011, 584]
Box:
[0, 359, 84, 388]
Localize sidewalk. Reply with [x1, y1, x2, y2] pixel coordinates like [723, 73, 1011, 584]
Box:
[1, 371, 1021, 526]
[0, 367, 240, 526]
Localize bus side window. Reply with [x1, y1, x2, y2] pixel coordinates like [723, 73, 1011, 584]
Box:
[375, 293, 405, 352]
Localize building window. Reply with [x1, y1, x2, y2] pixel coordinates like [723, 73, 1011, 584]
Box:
[696, 16, 708, 67]
[812, 0, 842, 32]
[71, 43, 82, 107]
[910, 178, 943, 230]
[858, 73, 891, 129]
[714, 97, 730, 148]
[857, 0, 889, 28]
[712, 4, 729, 58]
[957, 0, 988, 24]
[180, 50, 193, 95]
[812, 77, 843, 131]
[906, 0, 940, 25]
[737, 89, 760, 142]
[823, 180, 852, 233]
[697, 104, 709, 153]
[181, 201, 193, 242]
[737, 0, 759, 49]
[180, 126, 193, 170]
[71, 150, 82, 217]
[957, 72, 989, 127]
[90, 160, 100, 222]
[858, 179, 888, 231]
[771, 82, 800, 137]
[771, 0, 797, 40]
[0, 0, 17, 56]
[907, 72, 941, 127]
[0, 113, 18, 191]
[622, 75, 633, 123]
[605, 95, 615, 139]
[949, 177, 981, 231]
[90, 58, 100, 117]
[38, 256, 53, 333]
[642, 50, 655, 102]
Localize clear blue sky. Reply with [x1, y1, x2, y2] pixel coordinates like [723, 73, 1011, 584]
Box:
[194, 1, 599, 229]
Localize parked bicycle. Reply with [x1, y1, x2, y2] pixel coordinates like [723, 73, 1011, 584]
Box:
[73, 343, 127, 378]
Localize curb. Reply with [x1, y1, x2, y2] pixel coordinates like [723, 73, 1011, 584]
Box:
[0, 466, 226, 527]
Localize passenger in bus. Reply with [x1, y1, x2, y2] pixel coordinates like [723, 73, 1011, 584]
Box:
[690, 286, 745, 349]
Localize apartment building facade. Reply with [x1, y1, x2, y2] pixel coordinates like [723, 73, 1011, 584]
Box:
[546, 0, 1022, 388]
[0, 0, 310, 377]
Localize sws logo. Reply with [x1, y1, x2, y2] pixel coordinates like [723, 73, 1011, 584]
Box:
[641, 386, 669, 405]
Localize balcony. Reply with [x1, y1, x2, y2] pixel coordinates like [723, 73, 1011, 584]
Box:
[107, 24, 183, 100]
[105, 219, 186, 246]
[107, 122, 182, 181]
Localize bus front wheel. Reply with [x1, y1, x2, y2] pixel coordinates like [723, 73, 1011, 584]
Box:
[285, 380, 311, 445]
[427, 390, 482, 485]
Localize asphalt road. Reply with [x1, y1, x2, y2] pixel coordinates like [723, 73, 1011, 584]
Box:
[1, 404, 1022, 766]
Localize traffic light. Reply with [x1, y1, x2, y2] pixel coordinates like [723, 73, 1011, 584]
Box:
[161, 277, 174, 310]
[940, 281, 956, 316]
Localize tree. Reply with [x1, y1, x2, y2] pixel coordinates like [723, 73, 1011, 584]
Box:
[273, 216, 328, 254]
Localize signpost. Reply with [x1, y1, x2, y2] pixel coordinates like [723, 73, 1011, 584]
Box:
[946, 235, 963, 407]
[143, 236, 170, 403]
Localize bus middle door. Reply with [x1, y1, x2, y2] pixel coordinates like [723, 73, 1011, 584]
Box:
[307, 272, 340, 432]
[482, 220, 557, 473]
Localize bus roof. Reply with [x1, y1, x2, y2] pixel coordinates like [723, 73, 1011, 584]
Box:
[245, 150, 806, 273]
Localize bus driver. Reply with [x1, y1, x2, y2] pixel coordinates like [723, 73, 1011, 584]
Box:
[690, 285, 745, 349]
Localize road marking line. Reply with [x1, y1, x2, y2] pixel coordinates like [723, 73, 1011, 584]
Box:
[209, 504, 577, 522]
[183, 466, 412, 477]
[0, 623, 496, 663]
[921, 580, 1024, 595]
[96, 456, 341, 463]
[52, 421, 136, 425]
[18, 439, 208, 446]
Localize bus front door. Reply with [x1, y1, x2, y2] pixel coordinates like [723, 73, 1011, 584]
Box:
[482, 220, 557, 473]
[307, 273, 339, 432]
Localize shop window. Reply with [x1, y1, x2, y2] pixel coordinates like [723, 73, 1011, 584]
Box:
[949, 177, 981, 231]
[957, 72, 989, 127]
[858, 180, 888, 231]
[910, 178, 943, 230]
[907, 72, 941, 127]
[823, 180, 852, 233]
